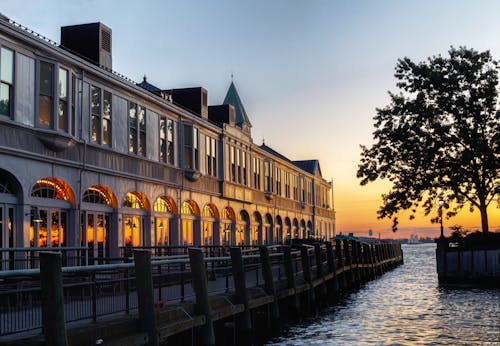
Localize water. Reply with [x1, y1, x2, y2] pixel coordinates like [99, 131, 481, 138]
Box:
[266, 243, 500, 345]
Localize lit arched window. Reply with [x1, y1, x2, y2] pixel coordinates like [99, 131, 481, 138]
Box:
[154, 196, 176, 213]
[221, 207, 235, 220]
[181, 201, 195, 215]
[203, 205, 216, 218]
[83, 186, 112, 205]
[123, 192, 144, 209]
[31, 178, 70, 200]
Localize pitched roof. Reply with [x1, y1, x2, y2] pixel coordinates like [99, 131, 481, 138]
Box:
[293, 160, 322, 177]
[223, 81, 251, 127]
[259, 144, 292, 163]
[136, 76, 162, 94]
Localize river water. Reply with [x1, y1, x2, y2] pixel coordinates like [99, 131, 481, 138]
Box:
[266, 243, 500, 345]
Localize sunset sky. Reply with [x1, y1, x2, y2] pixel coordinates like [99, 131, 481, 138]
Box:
[3, 0, 499, 238]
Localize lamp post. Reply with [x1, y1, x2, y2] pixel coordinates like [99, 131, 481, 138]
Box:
[438, 200, 445, 238]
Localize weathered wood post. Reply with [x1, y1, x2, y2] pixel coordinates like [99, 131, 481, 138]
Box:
[300, 245, 316, 314]
[259, 246, 280, 323]
[230, 247, 252, 339]
[188, 248, 215, 346]
[324, 241, 339, 302]
[134, 250, 159, 346]
[343, 239, 355, 289]
[282, 246, 300, 316]
[40, 251, 68, 346]
[313, 243, 327, 304]
[335, 239, 346, 291]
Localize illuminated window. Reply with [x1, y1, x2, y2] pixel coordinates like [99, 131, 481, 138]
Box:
[83, 187, 111, 205]
[203, 205, 216, 218]
[154, 197, 176, 213]
[123, 192, 144, 209]
[31, 179, 70, 200]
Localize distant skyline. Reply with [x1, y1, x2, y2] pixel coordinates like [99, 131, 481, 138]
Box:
[2, 0, 498, 238]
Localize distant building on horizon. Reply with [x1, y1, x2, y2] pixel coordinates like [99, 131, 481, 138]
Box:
[0, 15, 335, 267]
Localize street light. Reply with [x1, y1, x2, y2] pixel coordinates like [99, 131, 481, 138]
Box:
[438, 200, 445, 238]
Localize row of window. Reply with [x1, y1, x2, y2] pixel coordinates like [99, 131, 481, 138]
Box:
[0, 46, 330, 206]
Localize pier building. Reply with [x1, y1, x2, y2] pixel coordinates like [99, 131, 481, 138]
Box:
[0, 15, 335, 266]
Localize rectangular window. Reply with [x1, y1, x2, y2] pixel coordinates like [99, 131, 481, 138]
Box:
[160, 116, 166, 163]
[58, 68, 68, 131]
[183, 124, 198, 170]
[0, 47, 14, 118]
[193, 127, 198, 170]
[242, 151, 247, 186]
[236, 148, 241, 184]
[211, 137, 216, 177]
[230, 146, 236, 182]
[276, 167, 282, 196]
[71, 76, 76, 136]
[205, 136, 217, 177]
[167, 119, 175, 165]
[293, 175, 298, 200]
[183, 124, 193, 169]
[264, 161, 270, 192]
[129, 102, 137, 154]
[285, 172, 290, 198]
[38, 61, 54, 127]
[253, 157, 261, 190]
[138, 106, 146, 156]
[102, 90, 111, 145]
[91, 86, 101, 143]
[91, 87, 112, 145]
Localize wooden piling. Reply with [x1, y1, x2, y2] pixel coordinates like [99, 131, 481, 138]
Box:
[134, 250, 159, 346]
[282, 246, 300, 316]
[300, 245, 316, 314]
[40, 251, 68, 346]
[259, 246, 280, 322]
[188, 248, 215, 346]
[229, 247, 252, 338]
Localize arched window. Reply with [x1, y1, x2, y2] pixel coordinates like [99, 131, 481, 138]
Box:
[203, 205, 216, 218]
[182, 201, 195, 215]
[83, 186, 112, 205]
[154, 196, 176, 213]
[123, 192, 145, 209]
[31, 178, 71, 200]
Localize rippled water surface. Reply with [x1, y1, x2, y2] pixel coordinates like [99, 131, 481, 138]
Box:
[266, 243, 499, 345]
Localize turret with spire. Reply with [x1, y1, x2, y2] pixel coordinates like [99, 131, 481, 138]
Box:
[223, 80, 252, 135]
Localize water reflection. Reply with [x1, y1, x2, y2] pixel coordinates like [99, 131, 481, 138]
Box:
[267, 244, 500, 345]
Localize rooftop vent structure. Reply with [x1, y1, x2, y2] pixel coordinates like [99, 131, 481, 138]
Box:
[60, 22, 112, 70]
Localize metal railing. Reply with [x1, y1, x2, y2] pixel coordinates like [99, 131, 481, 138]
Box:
[0, 240, 402, 337]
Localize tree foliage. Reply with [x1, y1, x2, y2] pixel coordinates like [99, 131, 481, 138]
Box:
[357, 47, 500, 234]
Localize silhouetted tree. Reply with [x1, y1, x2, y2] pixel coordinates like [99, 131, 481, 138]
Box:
[358, 47, 500, 234]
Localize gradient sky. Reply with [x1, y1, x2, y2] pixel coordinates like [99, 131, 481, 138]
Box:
[2, 0, 499, 238]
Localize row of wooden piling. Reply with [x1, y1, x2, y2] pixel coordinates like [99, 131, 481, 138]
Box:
[35, 240, 403, 346]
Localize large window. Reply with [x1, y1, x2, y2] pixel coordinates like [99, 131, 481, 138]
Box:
[0, 47, 14, 117]
[58, 68, 68, 131]
[264, 161, 272, 192]
[91, 87, 112, 145]
[285, 172, 291, 198]
[253, 157, 261, 190]
[275, 167, 282, 196]
[160, 116, 175, 165]
[38, 61, 54, 128]
[230, 146, 236, 182]
[205, 136, 217, 177]
[242, 151, 247, 186]
[183, 124, 199, 170]
[129, 102, 145, 156]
